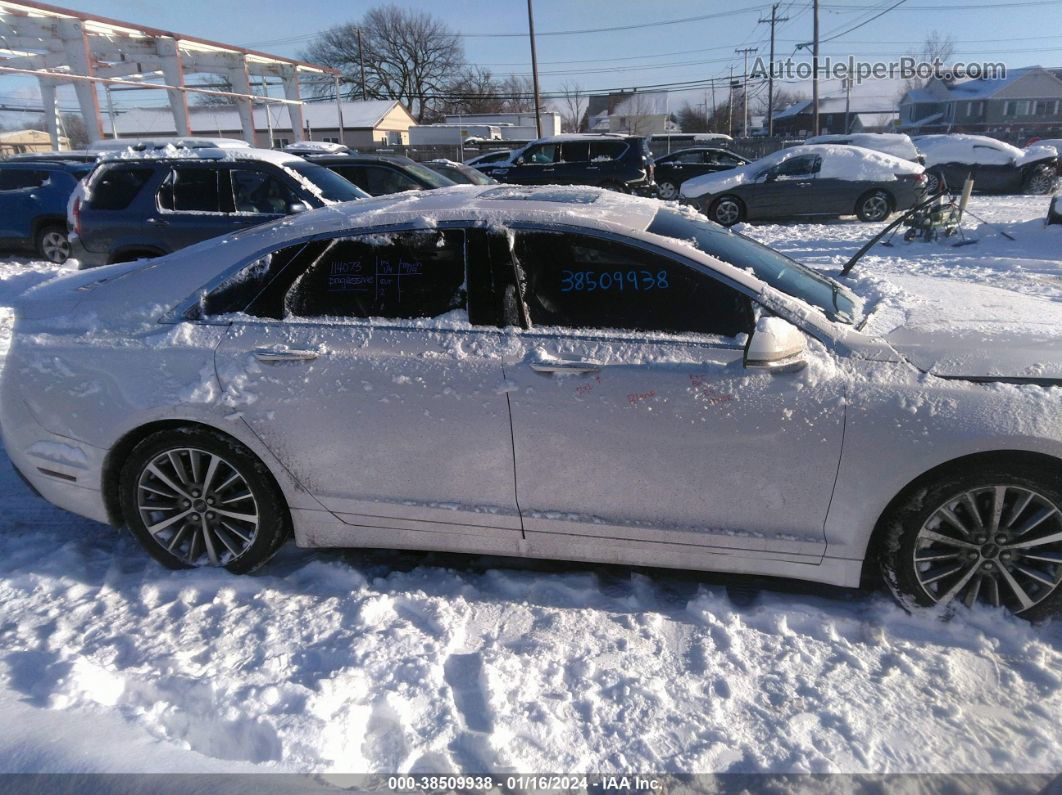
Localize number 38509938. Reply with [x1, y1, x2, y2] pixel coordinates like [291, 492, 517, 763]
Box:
[560, 269, 670, 293]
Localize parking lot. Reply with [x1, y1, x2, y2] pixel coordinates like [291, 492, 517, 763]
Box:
[1, 196, 1059, 774]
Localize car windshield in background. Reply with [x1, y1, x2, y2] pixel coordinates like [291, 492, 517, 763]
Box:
[404, 162, 455, 189]
[288, 161, 369, 201]
[647, 208, 860, 325]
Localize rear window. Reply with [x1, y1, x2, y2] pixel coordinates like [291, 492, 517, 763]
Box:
[88, 166, 154, 210]
[403, 162, 455, 188]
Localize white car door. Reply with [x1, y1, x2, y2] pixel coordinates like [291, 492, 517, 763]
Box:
[210, 228, 524, 553]
[499, 228, 846, 565]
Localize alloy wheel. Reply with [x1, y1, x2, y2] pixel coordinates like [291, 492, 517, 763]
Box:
[1027, 170, 1056, 195]
[658, 181, 678, 200]
[924, 172, 941, 194]
[861, 194, 890, 222]
[913, 485, 1062, 613]
[713, 199, 741, 226]
[41, 230, 70, 263]
[136, 447, 260, 566]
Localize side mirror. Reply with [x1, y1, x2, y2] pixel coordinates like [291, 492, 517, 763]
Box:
[286, 201, 310, 214]
[515, 157, 526, 165]
[744, 317, 807, 373]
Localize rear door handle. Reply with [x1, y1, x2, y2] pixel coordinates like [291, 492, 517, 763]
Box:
[253, 347, 319, 363]
[530, 360, 600, 374]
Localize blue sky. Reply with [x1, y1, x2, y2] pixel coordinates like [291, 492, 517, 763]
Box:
[3, 0, 1062, 123]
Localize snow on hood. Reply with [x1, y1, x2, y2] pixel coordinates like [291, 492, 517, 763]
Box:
[870, 274, 1062, 381]
[916, 134, 1059, 169]
[680, 144, 923, 199]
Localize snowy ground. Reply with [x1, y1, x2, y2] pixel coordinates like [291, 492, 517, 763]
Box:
[0, 196, 1060, 776]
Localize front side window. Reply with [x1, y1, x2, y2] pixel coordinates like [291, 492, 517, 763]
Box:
[236, 230, 466, 321]
[775, 155, 821, 179]
[511, 231, 753, 338]
[361, 165, 421, 195]
[231, 168, 299, 214]
[673, 151, 705, 164]
[159, 167, 231, 213]
[524, 144, 559, 164]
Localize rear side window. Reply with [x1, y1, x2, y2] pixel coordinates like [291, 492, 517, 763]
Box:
[561, 141, 590, 163]
[159, 168, 233, 212]
[87, 166, 154, 210]
[0, 169, 49, 190]
[511, 231, 752, 338]
[589, 140, 628, 161]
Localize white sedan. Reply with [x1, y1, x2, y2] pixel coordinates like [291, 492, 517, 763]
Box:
[3, 185, 1060, 619]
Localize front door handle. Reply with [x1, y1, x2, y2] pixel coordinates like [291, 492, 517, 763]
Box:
[146, 217, 169, 225]
[253, 347, 319, 363]
[530, 360, 600, 374]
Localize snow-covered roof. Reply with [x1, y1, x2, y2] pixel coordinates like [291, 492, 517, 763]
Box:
[99, 144, 303, 166]
[774, 95, 897, 120]
[111, 99, 408, 136]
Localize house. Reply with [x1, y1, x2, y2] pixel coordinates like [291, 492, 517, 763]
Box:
[105, 99, 416, 148]
[772, 95, 898, 137]
[898, 66, 1062, 137]
[0, 128, 70, 156]
[583, 92, 675, 136]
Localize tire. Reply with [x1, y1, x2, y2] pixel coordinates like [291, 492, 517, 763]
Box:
[657, 180, 679, 200]
[1023, 165, 1056, 195]
[924, 171, 943, 195]
[709, 195, 744, 227]
[119, 427, 290, 573]
[35, 224, 70, 264]
[856, 190, 892, 222]
[879, 460, 1062, 621]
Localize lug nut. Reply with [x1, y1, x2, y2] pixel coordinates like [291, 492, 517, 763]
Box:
[982, 561, 994, 570]
[206, 512, 215, 520]
[974, 535, 987, 544]
[1001, 552, 1012, 561]
[995, 535, 1007, 544]
[191, 489, 200, 498]
[182, 500, 190, 508]
[206, 497, 215, 505]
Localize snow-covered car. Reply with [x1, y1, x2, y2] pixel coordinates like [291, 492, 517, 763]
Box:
[4, 185, 1061, 619]
[680, 144, 926, 226]
[463, 149, 517, 169]
[803, 133, 923, 163]
[915, 134, 1059, 195]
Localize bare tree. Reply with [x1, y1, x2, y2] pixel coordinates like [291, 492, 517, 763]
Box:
[558, 81, 588, 132]
[60, 113, 89, 149]
[612, 92, 664, 136]
[304, 5, 464, 121]
[496, 74, 535, 113]
[904, 31, 956, 92]
[438, 66, 503, 116]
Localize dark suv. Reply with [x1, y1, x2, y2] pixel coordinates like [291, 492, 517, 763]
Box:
[479, 134, 654, 193]
[71, 150, 367, 268]
[0, 160, 93, 262]
[298, 153, 455, 196]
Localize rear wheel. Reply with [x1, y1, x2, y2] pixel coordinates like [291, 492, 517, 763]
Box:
[856, 190, 892, 222]
[879, 461, 1062, 620]
[119, 428, 290, 573]
[1023, 165, 1056, 195]
[35, 224, 70, 264]
[708, 195, 744, 226]
[924, 170, 943, 195]
[657, 180, 679, 200]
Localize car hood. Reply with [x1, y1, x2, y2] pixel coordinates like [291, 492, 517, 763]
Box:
[871, 275, 1062, 382]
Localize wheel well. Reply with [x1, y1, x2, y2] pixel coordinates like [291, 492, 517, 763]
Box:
[30, 215, 67, 240]
[859, 449, 1062, 587]
[100, 420, 288, 528]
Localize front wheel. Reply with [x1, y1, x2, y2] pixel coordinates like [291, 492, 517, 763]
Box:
[856, 190, 892, 222]
[708, 195, 744, 226]
[1023, 165, 1056, 195]
[879, 462, 1062, 620]
[119, 428, 290, 573]
[36, 224, 70, 264]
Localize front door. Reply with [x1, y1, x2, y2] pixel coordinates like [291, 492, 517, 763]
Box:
[211, 228, 523, 549]
[499, 228, 845, 561]
[155, 166, 244, 250]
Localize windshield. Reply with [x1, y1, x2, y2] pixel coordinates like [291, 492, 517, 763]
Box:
[647, 208, 860, 325]
[404, 162, 456, 189]
[288, 161, 369, 202]
[440, 164, 494, 185]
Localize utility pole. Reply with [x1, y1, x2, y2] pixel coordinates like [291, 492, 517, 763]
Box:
[527, 0, 543, 138]
[727, 66, 737, 138]
[812, 0, 820, 136]
[759, 3, 789, 137]
[843, 77, 852, 133]
[104, 83, 118, 139]
[735, 47, 758, 137]
[710, 78, 717, 132]
[356, 27, 367, 101]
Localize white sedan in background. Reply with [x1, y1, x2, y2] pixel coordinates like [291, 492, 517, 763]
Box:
[2, 185, 1060, 619]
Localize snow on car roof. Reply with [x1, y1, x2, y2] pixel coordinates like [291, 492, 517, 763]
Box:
[99, 144, 304, 167]
[915, 134, 1059, 168]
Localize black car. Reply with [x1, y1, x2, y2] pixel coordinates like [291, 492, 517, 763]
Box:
[916, 135, 1059, 195]
[681, 146, 927, 226]
[483, 134, 654, 193]
[422, 159, 497, 185]
[300, 153, 455, 196]
[653, 147, 748, 200]
[72, 150, 368, 268]
[1049, 194, 1062, 225]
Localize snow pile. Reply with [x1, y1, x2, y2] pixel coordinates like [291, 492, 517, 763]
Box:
[916, 134, 1059, 168]
[804, 133, 920, 162]
[680, 145, 922, 199]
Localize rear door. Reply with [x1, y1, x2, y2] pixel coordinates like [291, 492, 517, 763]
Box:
[211, 226, 524, 552]
[554, 141, 590, 185]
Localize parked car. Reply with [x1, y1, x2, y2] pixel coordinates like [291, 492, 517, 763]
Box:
[70, 146, 368, 268]
[680, 144, 926, 226]
[914, 134, 1059, 195]
[296, 152, 456, 196]
[649, 132, 733, 156]
[10, 150, 99, 164]
[422, 159, 497, 185]
[0, 159, 93, 263]
[463, 149, 516, 168]
[653, 147, 748, 200]
[802, 133, 923, 163]
[486, 133, 655, 193]
[6, 184, 1061, 619]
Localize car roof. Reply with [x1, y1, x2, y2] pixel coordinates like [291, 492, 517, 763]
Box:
[658, 147, 741, 156]
[97, 145, 305, 168]
[531, 133, 636, 143]
[305, 153, 416, 166]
